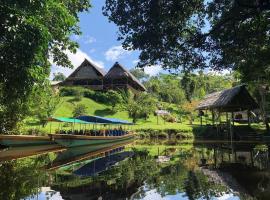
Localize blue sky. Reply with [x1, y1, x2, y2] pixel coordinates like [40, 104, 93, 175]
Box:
[50, 0, 162, 79]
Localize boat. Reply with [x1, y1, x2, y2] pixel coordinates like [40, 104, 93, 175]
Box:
[0, 135, 55, 147]
[50, 132, 135, 147]
[0, 144, 64, 161]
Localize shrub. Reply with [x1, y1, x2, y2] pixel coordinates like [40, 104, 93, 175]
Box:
[60, 87, 79, 96]
[73, 104, 87, 117]
[26, 128, 47, 136]
[73, 90, 82, 101]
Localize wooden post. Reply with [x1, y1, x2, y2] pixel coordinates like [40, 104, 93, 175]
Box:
[247, 110, 251, 126]
[232, 112, 235, 126]
[212, 110, 215, 126]
[200, 115, 202, 126]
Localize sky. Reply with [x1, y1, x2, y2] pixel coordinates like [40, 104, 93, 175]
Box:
[50, 0, 163, 79]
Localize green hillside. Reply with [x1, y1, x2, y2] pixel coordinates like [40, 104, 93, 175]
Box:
[26, 96, 194, 134]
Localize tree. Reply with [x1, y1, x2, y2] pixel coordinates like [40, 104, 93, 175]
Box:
[126, 93, 156, 123]
[53, 72, 66, 81]
[106, 90, 123, 111]
[73, 104, 87, 117]
[29, 83, 60, 127]
[103, 0, 270, 78]
[130, 68, 149, 81]
[0, 0, 90, 132]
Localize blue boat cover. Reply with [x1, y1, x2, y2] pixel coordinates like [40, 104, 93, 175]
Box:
[48, 117, 92, 124]
[77, 115, 133, 125]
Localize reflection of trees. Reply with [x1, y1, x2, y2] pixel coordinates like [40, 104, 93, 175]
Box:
[0, 156, 48, 200]
[51, 147, 229, 199]
[184, 170, 228, 200]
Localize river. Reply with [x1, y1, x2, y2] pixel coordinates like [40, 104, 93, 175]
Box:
[0, 140, 270, 200]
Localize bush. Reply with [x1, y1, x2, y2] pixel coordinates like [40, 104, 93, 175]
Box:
[73, 90, 82, 101]
[84, 90, 110, 103]
[73, 104, 87, 117]
[26, 128, 47, 136]
[60, 87, 81, 96]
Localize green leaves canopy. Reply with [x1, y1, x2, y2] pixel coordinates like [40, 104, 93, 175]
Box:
[103, 0, 270, 81]
[0, 0, 90, 131]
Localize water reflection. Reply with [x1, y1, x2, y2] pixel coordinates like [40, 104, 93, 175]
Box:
[1, 141, 270, 199]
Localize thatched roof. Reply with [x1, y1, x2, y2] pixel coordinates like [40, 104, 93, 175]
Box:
[104, 62, 146, 91]
[196, 85, 258, 112]
[66, 59, 105, 81]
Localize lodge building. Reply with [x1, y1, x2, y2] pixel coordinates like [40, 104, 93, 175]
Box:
[60, 59, 146, 92]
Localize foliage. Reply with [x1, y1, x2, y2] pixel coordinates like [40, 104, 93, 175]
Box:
[0, 158, 48, 200]
[182, 100, 200, 125]
[103, 0, 270, 79]
[129, 68, 149, 81]
[106, 90, 124, 110]
[53, 72, 66, 81]
[126, 93, 157, 123]
[146, 73, 233, 103]
[30, 84, 60, 127]
[60, 87, 125, 108]
[73, 90, 83, 102]
[72, 104, 87, 117]
[0, 0, 90, 132]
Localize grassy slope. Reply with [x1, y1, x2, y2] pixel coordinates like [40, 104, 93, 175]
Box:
[30, 96, 194, 133]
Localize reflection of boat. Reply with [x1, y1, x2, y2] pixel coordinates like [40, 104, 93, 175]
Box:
[48, 140, 133, 170]
[50, 133, 134, 147]
[0, 144, 64, 161]
[0, 135, 55, 147]
[74, 151, 134, 177]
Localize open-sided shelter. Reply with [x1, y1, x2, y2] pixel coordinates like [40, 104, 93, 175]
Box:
[196, 85, 258, 126]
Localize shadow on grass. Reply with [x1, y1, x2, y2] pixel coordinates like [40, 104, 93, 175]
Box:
[67, 98, 80, 104]
[94, 108, 116, 116]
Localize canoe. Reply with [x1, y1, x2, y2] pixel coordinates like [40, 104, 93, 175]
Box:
[50, 133, 135, 147]
[0, 135, 55, 147]
[0, 144, 64, 161]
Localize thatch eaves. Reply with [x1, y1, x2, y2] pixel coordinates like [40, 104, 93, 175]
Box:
[196, 85, 258, 112]
[104, 62, 146, 91]
[65, 59, 105, 81]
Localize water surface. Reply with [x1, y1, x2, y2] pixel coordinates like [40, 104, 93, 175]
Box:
[0, 140, 270, 200]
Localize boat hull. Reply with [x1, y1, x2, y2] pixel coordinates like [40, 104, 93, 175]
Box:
[0, 135, 54, 147]
[50, 134, 135, 147]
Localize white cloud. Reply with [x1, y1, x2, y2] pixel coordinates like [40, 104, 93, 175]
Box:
[132, 60, 139, 65]
[105, 45, 131, 61]
[144, 65, 163, 76]
[85, 36, 96, 44]
[50, 48, 104, 79]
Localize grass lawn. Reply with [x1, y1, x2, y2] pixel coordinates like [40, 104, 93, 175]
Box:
[24, 96, 267, 135]
[24, 96, 198, 133]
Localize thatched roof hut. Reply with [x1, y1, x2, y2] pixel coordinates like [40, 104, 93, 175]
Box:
[196, 85, 258, 112]
[62, 59, 105, 89]
[104, 62, 146, 91]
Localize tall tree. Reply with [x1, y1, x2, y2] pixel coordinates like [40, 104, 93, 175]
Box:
[130, 68, 149, 81]
[53, 72, 66, 81]
[103, 0, 270, 77]
[0, 0, 90, 132]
